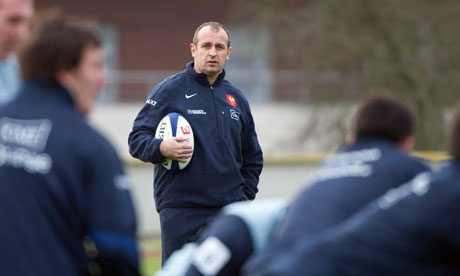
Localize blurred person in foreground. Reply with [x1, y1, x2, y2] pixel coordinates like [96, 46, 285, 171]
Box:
[155, 95, 430, 276]
[244, 111, 460, 275]
[0, 14, 140, 275]
[0, 0, 32, 105]
[128, 21, 263, 264]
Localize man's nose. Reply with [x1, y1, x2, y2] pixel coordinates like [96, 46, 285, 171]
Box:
[13, 22, 30, 41]
[209, 46, 217, 56]
[100, 68, 109, 86]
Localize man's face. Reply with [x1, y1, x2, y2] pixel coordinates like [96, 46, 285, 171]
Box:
[0, 0, 33, 60]
[60, 45, 107, 115]
[190, 25, 231, 80]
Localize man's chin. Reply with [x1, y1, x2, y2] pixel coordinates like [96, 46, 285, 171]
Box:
[0, 50, 12, 60]
[0, 44, 18, 58]
[203, 68, 221, 76]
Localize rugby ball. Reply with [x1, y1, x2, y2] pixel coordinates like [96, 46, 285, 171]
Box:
[155, 112, 194, 171]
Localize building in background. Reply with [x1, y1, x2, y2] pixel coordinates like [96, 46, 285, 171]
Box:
[35, 0, 277, 103]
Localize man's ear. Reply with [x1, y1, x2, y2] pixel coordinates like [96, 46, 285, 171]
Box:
[56, 70, 69, 87]
[190, 43, 196, 58]
[226, 46, 232, 60]
[345, 132, 356, 146]
[57, 70, 76, 93]
[398, 136, 414, 153]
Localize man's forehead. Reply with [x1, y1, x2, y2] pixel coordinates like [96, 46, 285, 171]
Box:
[196, 26, 229, 45]
[0, 0, 33, 10]
[0, 1, 32, 15]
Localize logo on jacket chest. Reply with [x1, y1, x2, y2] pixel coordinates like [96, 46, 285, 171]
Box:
[226, 95, 237, 107]
[188, 109, 207, 115]
[185, 93, 197, 99]
[230, 109, 240, 121]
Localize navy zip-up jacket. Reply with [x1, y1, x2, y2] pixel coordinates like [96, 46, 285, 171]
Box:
[245, 161, 460, 276]
[0, 80, 139, 276]
[129, 62, 263, 211]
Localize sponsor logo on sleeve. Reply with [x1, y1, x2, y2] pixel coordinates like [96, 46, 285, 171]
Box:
[378, 172, 431, 209]
[193, 237, 231, 276]
[146, 99, 157, 106]
[114, 174, 132, 190]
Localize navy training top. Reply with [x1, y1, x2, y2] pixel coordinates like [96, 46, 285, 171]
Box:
[129, 62, 263, 211]
[0, 80, 139, 275]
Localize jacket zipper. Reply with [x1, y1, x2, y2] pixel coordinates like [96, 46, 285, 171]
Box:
[210, 86, 222, 141]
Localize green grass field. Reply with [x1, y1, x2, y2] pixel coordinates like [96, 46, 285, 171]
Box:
[139, 236, 162, 276]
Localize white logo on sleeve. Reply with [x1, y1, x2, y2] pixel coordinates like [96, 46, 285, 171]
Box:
[378, 172, 431, 209]
[114, 174, 132, 190]
[192, 236, 231, 276]
[146, 99, 157, 106]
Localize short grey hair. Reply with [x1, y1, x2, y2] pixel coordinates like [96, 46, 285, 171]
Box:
[192, 21, 231, 48]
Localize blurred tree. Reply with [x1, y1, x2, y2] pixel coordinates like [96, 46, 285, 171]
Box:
[228, 0, 460, 150]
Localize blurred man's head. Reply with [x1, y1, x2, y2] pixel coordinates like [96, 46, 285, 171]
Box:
[449, 107, 460, 159]
[0, 0, 33, 60]
[19, 14, 107, 115]
[350, 95, 415, 152]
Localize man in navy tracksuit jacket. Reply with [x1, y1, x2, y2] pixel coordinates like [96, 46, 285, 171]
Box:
[243, 96, 430, 275]
[128, 22, 263, 263]
[245, 108, 460, 276]
[0, 16, 139, 275]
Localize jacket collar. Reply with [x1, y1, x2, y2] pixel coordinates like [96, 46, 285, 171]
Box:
[186, 62, 226, 87]
[20, 79, 75, 108]
[348, 137, 401, 153]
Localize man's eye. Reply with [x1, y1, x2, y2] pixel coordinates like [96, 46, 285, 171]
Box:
[8, 16, 24, 25]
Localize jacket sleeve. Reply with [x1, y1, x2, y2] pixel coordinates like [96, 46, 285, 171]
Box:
[240, 104, 263, 199]
[90, 231, 140, 276]
[85, 138, 140, 276]
[128, 84, 170, 164]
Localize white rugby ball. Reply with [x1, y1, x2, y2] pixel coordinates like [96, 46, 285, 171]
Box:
[155, 112, 194, 171]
